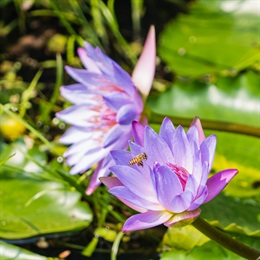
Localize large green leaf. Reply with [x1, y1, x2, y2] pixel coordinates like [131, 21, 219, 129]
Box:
[149, 71, 260, 127]
[161, 224, 259, 260]
[0, 142, 92, 240]
[0, 241, 51, 260]
[158, 0, 259, 76]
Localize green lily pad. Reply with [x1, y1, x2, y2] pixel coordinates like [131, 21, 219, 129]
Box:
[0, 241, 50, 260]
[149, 71, 260, 127]
[0, 141, 92, 240]
[158, 1, 259, 76]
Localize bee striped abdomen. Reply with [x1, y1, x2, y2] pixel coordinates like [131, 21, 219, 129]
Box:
[128, 153, 147, 167]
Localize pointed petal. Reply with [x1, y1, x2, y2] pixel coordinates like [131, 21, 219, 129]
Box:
[132, 25, 156, 98]
[188, 185, 208, 211]
[170, 190, 193, 213]
[152, 165, 183, 211]
[60, 84, 90, 104]
[190, 117, 205, 144]
[164, 208, 201, 227]
[78, 47, 101, 73]
[122, 210, 172, 232]
[144, 126, 174, 165]
[86, 156, 115, 195]
[109, 165, 156, 201]
[204, 169, 238, 203]
[59, 127, 92, 144]
[100, 177, 147, 213]
[110, 150, 132, 165]
[56, 105, 98, 127]
[103, 92, 131, 111]
[70, 148, 108, 174]
[109, 186, 163, 211]
[159, 117, 176, 151]
[172, 126, 193, 172]
[102, 124, 126, 148]
[132, 121, 145, 146]
[200, 134, 216, 173]
[116, 104, 139, 125]
[100, 176, 123, 188]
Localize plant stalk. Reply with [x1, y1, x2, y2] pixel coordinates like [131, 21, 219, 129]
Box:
[192, 217, 260, 259]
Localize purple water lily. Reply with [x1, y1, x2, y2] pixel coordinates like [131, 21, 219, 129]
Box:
[100, 117, 238, 232]
[56, 26, 156, 195]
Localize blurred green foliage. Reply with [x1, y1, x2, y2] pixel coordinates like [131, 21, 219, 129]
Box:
[0, 0, 259, 259]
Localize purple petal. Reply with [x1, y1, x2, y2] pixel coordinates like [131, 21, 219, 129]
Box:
[189, 117, 205, 144]
[132, 25, 156, 98]
[132, 121, 145, 146]
[122, 210, 172, 232]
[109, 186, 163, 211]
[164, 208, 201, 227]
[144, 126, 174, 164]
[86, 156, 115, 195]
[116, 104, 139, 125]
[102, 124, 127, 148]
[109, 165, 156, 201]
[70, 148, 108, 174]
[204, 169, 238, 204]
[170, 190, 193, 213]
[100, 177, 147, 213]
[103, 92, 131, 111]
[60, 84, 90, 104]
[200, 134, 216, 173]
[188, 185, 208, 211]
[172, 126, 193, 173]
[56, 105, 98, 127]
[110, 150, 132, 165]
[78, 47, 101, 73]
[159, 117, 176, 151]
[152, 165, 183, 211]
[59, 127, 92, 144]
[100, 176, 123, 188]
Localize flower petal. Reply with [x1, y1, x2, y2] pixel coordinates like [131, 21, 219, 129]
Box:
[159, 117, 176, 151]
[122, 210, 172, 232]
[200, 134, 216, 173]
[78, 47, 101, 73]
[190, 117, 205, 144]
[56, 105, 99, 127]
[132, 121, 145, 146]
[60, 84, 90, 104]
[86, 156, 115, 195]
[59, 126, 92, 144]
[110, 150, 132, 165]
[152, 165, 183, 211]
[109, 165, 156, 201]
[204, 169, 238, 203]
[132, 25, 156, 98]
[164, 208, 201, 227]
[70, 148, 108, 174]
[172, 126, 193, 172]
[144, 126, 174, 164]
[170, 190, 193, 213]
[116, 104, 139, 125]
[100, 176, 123, 188]
[109, 186, 163, 211]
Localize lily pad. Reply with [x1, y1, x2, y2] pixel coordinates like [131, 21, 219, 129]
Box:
[0, 241, 50, 260]
[158, 0, 259, 76]
[0, 142, 92, 240]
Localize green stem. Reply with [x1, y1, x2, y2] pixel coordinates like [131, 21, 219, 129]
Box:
[149, 112, 260, 138]
[192, 217, 260, 259]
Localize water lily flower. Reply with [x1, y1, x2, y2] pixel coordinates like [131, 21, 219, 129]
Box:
[100, 117, 238, 232]
[56, 26, 156, 195]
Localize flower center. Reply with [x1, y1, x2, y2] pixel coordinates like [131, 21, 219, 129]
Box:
[166, 163, 189, 190]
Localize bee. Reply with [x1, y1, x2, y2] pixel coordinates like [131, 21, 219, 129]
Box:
[128, 153, 147, 167]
